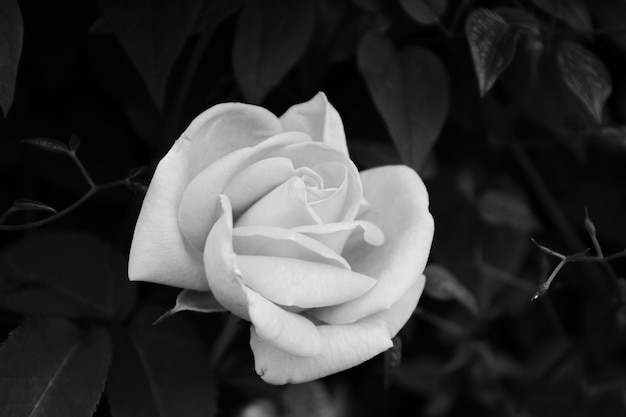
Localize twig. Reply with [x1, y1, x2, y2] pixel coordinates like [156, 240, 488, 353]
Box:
[511, 146, 616, 298]
[0, 144, 145, 231]
[0, 180, 128, 231]
[530, 239, 626, 301]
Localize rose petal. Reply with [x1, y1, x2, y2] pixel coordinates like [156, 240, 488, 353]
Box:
[243, 286, 322, 357]
[249, 275, 425, 384]
[181, 102, 283, 177]
[279, 92, 349, 155]
[235, 176, 323, 228]
[232, 226, 350, 269]
[128, 138, 208, 290]
[366, 275, 425, 337]
[292, 220, 384, 254]
[312, 166, 434, 324]
[223, 157, 297, 215]
[307, 163, 348, 223]
[179, 132, 312, 249]
[203, 195, 249, 320]
[236, 255, 376, 308]
[250, 319, 393, 385]
[268, 142, 362, 223]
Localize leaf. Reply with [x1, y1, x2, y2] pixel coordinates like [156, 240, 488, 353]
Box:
[589, 0, 626, 52]
[98, 0, 205, 110]
[557, 42, 612, 123]
[0, 230, 136, 320]
[68, 134, 81, 152]
[11, 199, 57, 214]
[477, 189, 538, 232]
[233, 0, 315, 103]
[0, 317, 111, 417]
[424, 264, 478, 314]
[107, 310, 217, 417]
[358, 32, 449, 171]
[400, 0, 447, 25]
[531, 0, 591, 31]
[155, 289, 226, 324]
[22, 137, 71, 155]
[0, 0, 22, 116]
[384, 336, 402, 389]
[465, 8, 518, 96]
[192, 0, 246, 35]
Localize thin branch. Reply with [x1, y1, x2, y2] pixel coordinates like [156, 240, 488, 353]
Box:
[69, 152, 96, 188]
[0, 179, 128, 231]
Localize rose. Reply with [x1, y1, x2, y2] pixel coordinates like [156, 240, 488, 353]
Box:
[128, 92, 434, 384]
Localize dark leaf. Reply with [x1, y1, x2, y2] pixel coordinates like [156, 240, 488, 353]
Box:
[465, 8, 518, 96]
[192, 0, 246, 35]
[351, 0, 381, 12]
[424, 264, 479, 314]
[68, 134, 81, 152]
[107, 310, 217, 417]
[358, 32, 449, 171]
[0, 230, 136, 320]
[21, 138, 71, 155]
[531, 0, 591, 31]
[281, 382, 337, 416]
[11, 199, 57, 214]
[233, 0, 315, 103]
[477, 189, 538, 232]
[400, 0, 447, 25]
[384, 336, 402, 389]
[155, 289, 226, 324]
[0, 0, 22, 116]
[495, 7, 543, 55]
[0, 317, 111, 417]
[98, 0, 205, 110]
[589, 0, 626, 52]
[557, 42, 612, 123]
[395, 357, 445, 395]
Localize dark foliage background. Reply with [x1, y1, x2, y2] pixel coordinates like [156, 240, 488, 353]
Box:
[1, 0, 626, 416]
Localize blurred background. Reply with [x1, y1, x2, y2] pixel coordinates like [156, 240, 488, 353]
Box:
[1, 0, 625, 416]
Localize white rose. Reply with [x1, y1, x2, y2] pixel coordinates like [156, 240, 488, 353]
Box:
[128, 92, 434, 384]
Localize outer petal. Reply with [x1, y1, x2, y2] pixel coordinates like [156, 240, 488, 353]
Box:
[181, 102, 283, 177]
[312, 166, 434, 324]
[243, 286, 322, 357]
[203, 195, 249, 320]
[366, 275, 425, 337]
[179, 132, 312, 249]
[236, 255, 376, 308]
[249, 275, 425, 384]
[250, 319, 393, 384]
[279, 92, 349, 155]
[232, 226, 350, 269]
[128, 138, 208, 290]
